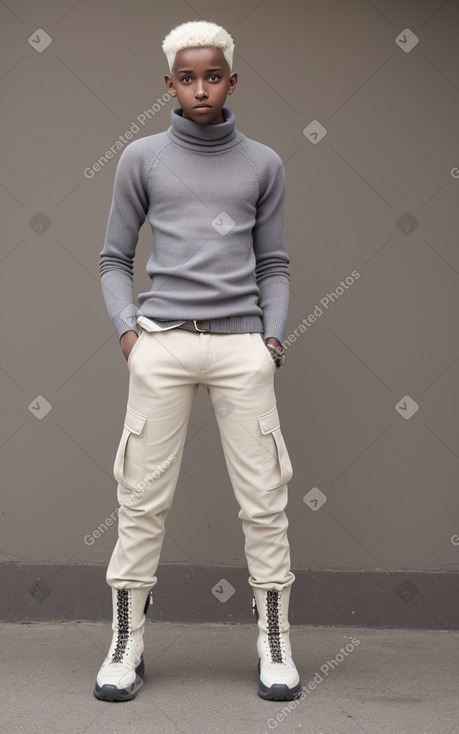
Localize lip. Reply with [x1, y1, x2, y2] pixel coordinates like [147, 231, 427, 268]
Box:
[193, 104, 212, 109]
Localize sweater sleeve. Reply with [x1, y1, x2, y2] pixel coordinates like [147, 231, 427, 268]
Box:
[252, 152, 290, 343]
[99, 142, 149, 339]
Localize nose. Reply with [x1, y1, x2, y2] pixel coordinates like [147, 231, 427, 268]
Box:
[195, 81, 208, 99]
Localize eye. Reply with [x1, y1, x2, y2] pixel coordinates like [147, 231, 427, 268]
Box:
[208, 74, 221, 82]
[180, 75, 192, 83]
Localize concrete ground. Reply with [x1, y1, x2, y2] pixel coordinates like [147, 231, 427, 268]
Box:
[2, 622, 458, 734]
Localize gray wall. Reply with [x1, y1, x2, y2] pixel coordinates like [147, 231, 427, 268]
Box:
[1, 0, 458, 595]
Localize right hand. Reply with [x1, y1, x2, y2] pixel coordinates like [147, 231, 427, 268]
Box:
[120, 330, 138, 361]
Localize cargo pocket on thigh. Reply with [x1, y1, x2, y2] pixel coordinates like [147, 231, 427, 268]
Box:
[113, 405, 147, 489]
[257, 405, 293, 490]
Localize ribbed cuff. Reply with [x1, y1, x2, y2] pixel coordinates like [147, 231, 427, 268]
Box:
[111, 312, 140, 340]
[262, 312, 287, 343]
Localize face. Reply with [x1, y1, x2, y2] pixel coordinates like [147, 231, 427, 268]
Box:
[165, 46, 237, 125]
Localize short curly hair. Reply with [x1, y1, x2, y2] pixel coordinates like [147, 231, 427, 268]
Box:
[162, 20, 235, 72]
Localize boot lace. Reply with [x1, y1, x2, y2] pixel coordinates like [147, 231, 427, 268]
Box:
[266, 590, 284, 664]
[111, 590, 130, 663]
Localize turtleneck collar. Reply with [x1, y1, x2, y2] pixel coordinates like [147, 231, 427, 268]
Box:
[166, 106, 244, 152]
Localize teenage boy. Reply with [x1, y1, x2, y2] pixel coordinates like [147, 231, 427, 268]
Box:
[94, 20, 301, 703]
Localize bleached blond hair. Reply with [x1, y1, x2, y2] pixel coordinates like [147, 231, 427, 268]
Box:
[162, 20, 234, 72]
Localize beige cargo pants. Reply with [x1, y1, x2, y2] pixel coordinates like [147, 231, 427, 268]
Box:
[106, 326, 295, 593]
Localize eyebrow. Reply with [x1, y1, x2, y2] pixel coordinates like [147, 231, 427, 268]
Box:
[176, 67, 224, 73]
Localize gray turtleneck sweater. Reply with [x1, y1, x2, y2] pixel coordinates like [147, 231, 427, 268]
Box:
[100, 107, 290, 342]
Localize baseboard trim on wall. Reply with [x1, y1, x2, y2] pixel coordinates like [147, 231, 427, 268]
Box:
[1, 563, 457, 629]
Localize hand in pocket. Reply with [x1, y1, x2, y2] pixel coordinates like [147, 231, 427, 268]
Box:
[120, 331, 139, 361]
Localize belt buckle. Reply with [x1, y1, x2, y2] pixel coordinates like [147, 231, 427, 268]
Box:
[193, 320, 210, 332]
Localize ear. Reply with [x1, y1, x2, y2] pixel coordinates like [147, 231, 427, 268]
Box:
[164, 74, 177, 96]
[227, 71, 238, 95]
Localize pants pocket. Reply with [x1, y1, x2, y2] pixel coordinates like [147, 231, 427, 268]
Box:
[127, 329, 145, 368]
[257, 405, 293, 490]
[257, 334, 277, 370]
[113, 404, 148, 489]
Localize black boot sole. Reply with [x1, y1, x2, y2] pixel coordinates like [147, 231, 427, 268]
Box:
[257, 680, 302, 701]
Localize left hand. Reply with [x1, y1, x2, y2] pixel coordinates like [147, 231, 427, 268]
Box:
[265, 337, 282, 351]
[264, 337, 283, 365]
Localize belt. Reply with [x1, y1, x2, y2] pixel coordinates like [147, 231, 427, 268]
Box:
[177, 320, 211, 333]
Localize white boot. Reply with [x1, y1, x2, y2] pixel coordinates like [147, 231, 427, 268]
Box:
[94, 587, 150, 701]
[253, 587, 301, 700]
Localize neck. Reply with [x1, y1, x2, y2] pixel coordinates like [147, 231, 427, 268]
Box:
[167, 107, 244, 152]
